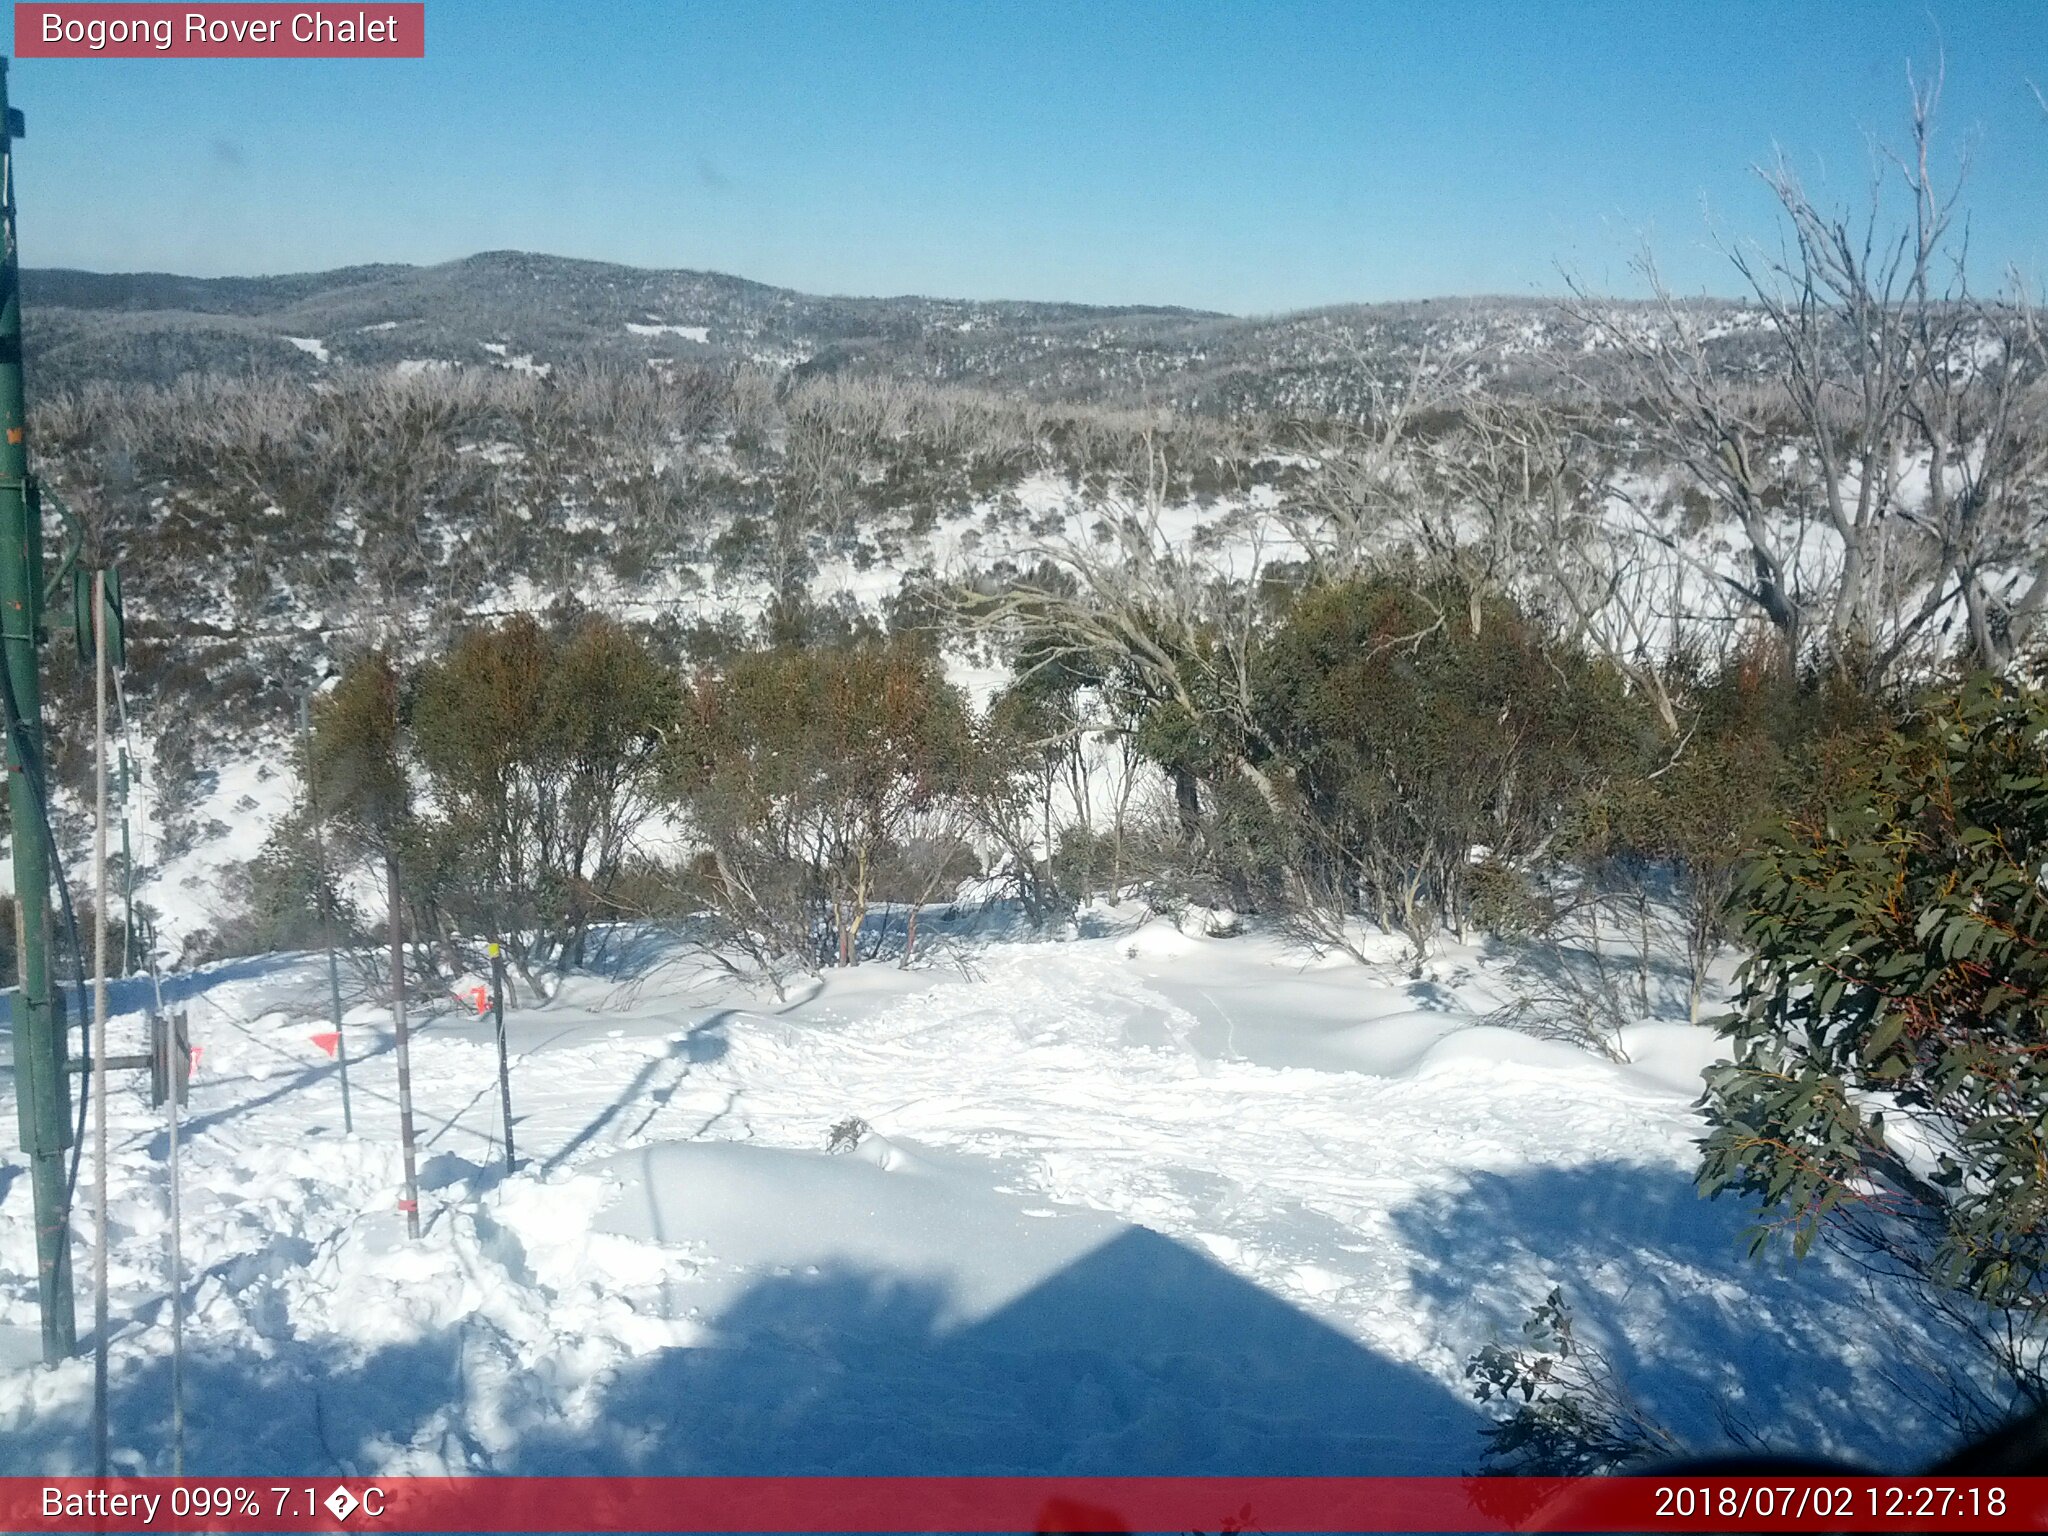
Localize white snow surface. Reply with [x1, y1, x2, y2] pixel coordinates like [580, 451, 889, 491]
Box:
[625, 323, 710, 343]
[0, 911, 1987, 1475]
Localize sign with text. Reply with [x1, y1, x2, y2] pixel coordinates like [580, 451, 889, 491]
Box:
[15, 4, 425, 58]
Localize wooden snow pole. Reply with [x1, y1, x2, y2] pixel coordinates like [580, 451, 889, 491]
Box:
[490, 941, 514, 1171]
[388, 857, 422, 1238]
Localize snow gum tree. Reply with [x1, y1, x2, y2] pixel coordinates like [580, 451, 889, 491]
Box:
[300, 649, 431, 990]
[307, 650, 411, 868]
[1249, 574, 1648, 967]
[1590, 646, 1890, 1020]
[283, 617, 676, 986]
[409, 610, 677, 977]
[1698, 677, 2048, 1418]
[1576, 79, 2048, 692]
[661, 638, 977, 977]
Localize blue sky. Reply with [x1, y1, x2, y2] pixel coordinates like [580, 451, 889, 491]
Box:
[7, 1, 2046, 312]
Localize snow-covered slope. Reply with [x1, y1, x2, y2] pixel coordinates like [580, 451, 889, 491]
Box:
[0, 909, 1979, 1475]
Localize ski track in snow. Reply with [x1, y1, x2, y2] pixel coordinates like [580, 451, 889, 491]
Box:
[0, 917, 1986, 1475]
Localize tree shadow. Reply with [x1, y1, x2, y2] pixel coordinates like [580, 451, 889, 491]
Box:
[576, 924, 689, 982]
[142, 953, 309, 1016]
[538, 1013, 733, 1175]
[1472, 894, 1703, 1027]
[848, 898, 1055, 962]
[1, 953, 305, 1032]
[145, 1032, 396, 1159]
[2, 1329, 468, 1477]
[1388, 1159, 1987, 1469]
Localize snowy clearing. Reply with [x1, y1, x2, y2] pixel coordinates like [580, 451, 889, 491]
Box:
[625, 322, 710, 343]
[0, 909, 1978, 1475]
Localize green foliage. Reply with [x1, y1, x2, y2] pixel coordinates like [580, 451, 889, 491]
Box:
[1250, 575, 1648, 952]
[409, 611, 677, 970]
[287, 619, 677, 981]
[307, 651, 409, 857]
[970, 674, 1094, 922]
[1699, 677, 2048, 1330]
[1621, 650, 1886, 866]
[662, 637, 979, 971]
[1465, 1288, 1680, 1474]
[1585, 646, 1897, 1017]
[211, 809, 363, 961]
[1465, 857, 1553, 940]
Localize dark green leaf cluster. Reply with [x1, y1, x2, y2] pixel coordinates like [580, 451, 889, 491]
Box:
[290, 613, 680, 977]
[662, 636, 982, 970]
[1251, 576, 1647, 940]
[410, 611, 680, 971]
[1465, 1288, 1678, 1474]
[1699, 677, 2048, 1315]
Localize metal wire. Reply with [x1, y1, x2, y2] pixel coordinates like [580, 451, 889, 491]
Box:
[110, 655, 180, 1473]
[90, 569, 109, 1478]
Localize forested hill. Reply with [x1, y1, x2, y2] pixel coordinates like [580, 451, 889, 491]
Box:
[21, 249, 1769, 414]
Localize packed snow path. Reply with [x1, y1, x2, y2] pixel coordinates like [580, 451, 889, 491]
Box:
[0, 912, 1979, 1474]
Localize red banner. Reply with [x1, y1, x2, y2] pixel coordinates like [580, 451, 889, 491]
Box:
[4, 1477, 2048, 1532]
[14, 4, 425, 58]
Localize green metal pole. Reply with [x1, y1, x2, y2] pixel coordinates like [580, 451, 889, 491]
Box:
[0, 58, 75, 1365]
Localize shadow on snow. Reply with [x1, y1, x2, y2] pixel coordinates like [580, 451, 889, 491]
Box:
[1390, 1159, 1992, 1469]
[9, 1226, 1482, 1477]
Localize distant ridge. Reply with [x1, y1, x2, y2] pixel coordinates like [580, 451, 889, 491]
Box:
[20, 250, 1758, 413]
